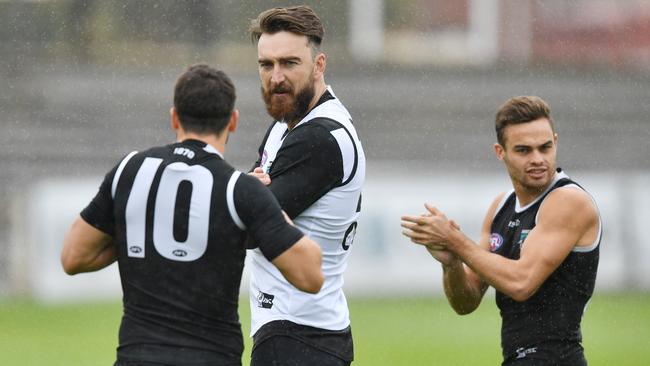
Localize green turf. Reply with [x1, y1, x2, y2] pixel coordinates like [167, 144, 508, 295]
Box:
[1, 294, 649, 365]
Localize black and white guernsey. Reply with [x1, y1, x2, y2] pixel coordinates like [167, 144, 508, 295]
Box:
[249, 86, 366, 335]
[81, 139, 303, 364]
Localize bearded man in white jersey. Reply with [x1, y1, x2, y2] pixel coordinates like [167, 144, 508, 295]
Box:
[247, 5, 365, 366]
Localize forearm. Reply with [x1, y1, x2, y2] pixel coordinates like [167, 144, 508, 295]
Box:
[62, 241, 116, 275]
[448, 230, 531, 301]
[81, 243, 117, 273]
[272, 236, 324, 294]
[442, 258, 485, 314]
[61, 216, 117, 275]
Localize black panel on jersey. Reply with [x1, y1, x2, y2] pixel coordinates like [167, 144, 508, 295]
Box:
[265, 119, 346, 219]
[490, 176, 599, 361]
[79, 139, 303, 365]
[81, 164, 120, 236]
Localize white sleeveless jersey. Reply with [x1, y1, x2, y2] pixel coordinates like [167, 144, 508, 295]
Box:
[249, 86, 365, 334]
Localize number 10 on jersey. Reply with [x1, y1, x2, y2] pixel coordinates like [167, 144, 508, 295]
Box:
[124, 157, 213, 262]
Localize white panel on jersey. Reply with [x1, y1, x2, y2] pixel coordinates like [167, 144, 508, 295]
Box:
[330, 128, 355, 184]
[203, 143, 224, 159]
[153, 162, 213, 262]
[111, 150, 138, 198]
[226, 171, 246, 230]
[125, 157, 163, 258]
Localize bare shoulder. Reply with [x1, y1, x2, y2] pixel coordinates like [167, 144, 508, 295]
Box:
[488, 191, 508, 215]
[543, 185, 598, 216]
[481, 191, 508, 225]
[478, 191, 508, 249]
[538, 186, 599, 245]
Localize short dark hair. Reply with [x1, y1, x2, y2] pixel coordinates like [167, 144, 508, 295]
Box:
[249, 5, 324, 52]
[495, 96, 554, 146]
[173, 64, 235, 135]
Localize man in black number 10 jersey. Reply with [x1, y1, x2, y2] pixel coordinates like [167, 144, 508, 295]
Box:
[402, 96, 600, 365]
[61, 64, 323, 366]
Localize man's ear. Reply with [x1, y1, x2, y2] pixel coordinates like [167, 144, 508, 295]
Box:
[170, 107, 181, 131]
[313, 52, 326, 78]
[494, 143, 505, 161]
[227, 109, 239, 133]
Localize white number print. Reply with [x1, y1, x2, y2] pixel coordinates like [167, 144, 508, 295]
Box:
[125, 158, 213, 262]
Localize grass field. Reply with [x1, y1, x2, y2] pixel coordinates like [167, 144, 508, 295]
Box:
[1, 293, 649, 365]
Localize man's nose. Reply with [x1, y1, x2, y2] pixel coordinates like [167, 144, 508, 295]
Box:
[271, 65, 285, 84]
[530, 150, 544, 164]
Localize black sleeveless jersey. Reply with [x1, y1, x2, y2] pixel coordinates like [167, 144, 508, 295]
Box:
[489, 171, 600, 359]
[80, 139, 303, 365]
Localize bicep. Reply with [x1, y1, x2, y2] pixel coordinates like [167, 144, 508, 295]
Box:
[65, 216, 112, 248]
[517, 189, 596, 286]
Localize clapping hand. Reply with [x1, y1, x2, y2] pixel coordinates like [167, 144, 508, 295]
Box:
[401, 203, 460, 266]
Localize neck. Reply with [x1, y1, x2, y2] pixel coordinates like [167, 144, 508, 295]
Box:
[176, 130, 226, 155]
[513, 172, 557, 207]
[309, 80, 328, 112]
[514, 186, 545, 208]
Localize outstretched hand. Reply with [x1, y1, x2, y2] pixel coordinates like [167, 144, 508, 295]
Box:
[249, 167, 271, 186]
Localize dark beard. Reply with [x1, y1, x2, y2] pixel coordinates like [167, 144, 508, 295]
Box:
[261, 81, 315, 125]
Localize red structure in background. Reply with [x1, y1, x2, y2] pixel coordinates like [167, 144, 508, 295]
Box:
[530, 1, 650, 70]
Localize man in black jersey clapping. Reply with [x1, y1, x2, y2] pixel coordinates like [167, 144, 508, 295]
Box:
[60, 64, 323, 366]
[402, 96, 600, 365]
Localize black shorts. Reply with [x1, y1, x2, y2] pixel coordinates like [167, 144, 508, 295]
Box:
[251, 320, 353, 366]
[502, 341, 587, 366]
[115, 358, 240, 366]
[115, 344, 241, 366]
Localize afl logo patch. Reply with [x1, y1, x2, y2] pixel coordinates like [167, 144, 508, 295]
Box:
[490, 233, 504, 252]
[172, 249, 187, 257]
